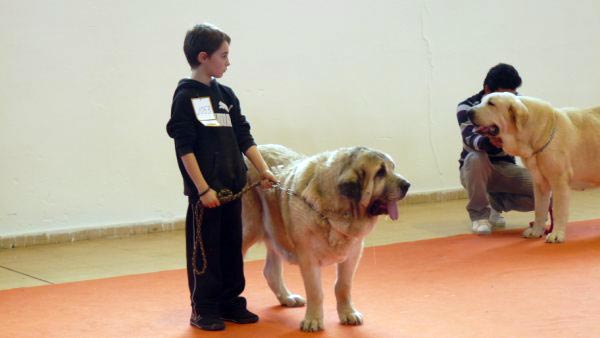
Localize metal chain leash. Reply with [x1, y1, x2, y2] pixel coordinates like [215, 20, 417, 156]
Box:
[270, 183, 353, 222]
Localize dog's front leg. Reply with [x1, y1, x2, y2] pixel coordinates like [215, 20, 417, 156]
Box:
[335, 240, 364, 325]
[297, 254, 324, 332]
[523, 172, 551, 239]
[264, 245, 306, 307]
[545, 177, 570, 243]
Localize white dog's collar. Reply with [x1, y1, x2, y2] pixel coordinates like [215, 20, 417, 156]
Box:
[532, 117, 557, 156]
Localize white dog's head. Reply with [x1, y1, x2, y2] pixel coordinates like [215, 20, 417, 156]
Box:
[469, 92, 532, 156]
[335, 147, 410, 220]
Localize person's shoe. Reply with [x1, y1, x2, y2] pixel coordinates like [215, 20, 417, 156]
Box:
[489, 208, 506, 228]
[472, 219, 492, 235]
[190, 314, 225, 331]
[220, 308, 259, 324]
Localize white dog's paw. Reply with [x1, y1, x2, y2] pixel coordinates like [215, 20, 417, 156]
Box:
[279, 294, 306, 307]
[545, 230, 565, 243]
[300, 316, 324, 332]
[522, 226, 545, 238]
[338, 308, 363, 325]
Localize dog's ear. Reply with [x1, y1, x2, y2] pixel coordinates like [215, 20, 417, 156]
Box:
[337, 170, 361, 202]
[509, 98, 528, 130]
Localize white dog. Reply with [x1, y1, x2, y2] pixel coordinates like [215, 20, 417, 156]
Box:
[241, 144, 410, 331]
[470, 92, 600, 243]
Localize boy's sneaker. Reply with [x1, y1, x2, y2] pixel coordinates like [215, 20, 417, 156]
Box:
[190, 314, 225, 331]
[220, 308, 259, 324]
[489, 209, 506, 228]
[472, 219, 492, 235]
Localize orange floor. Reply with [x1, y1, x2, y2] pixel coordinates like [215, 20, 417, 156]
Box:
[3, 220, 600, 337]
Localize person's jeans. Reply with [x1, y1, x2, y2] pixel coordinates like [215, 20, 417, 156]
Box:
[460, 152, 534, 221]
[185, 198, 246, 317]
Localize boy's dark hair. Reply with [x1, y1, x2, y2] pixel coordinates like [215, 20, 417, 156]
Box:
[483, 63, 522, 91]
[183, 23, 231, 69]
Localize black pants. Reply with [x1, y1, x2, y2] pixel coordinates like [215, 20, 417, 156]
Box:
[185, 197, 246, 317]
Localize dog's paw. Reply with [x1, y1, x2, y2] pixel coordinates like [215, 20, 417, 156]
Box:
[279, 294, 305, 307]
[522, 226, 545, 238]
[300, 316, 324, 332]
[338, 308, 363, 325]
[545, 230, 565, 243]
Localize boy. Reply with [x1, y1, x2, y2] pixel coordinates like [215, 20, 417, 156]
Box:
[166, 23, 276, 331]
[456, 63, 535, 234]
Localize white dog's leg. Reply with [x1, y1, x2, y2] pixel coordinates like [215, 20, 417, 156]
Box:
[335, 241, 364, 325]
[256, 191, 305, 306]
[522, 176, 551, 239]
[545, 179, 570, 243]
[297, 255, 324, 332]
[263, 245, 305, 307]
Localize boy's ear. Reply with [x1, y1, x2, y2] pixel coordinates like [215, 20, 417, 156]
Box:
[196, 51, 209, 64]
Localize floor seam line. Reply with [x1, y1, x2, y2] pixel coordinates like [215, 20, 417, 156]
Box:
[0, 265, 55, 285]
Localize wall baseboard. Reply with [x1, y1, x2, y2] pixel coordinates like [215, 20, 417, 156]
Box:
[400, 188, 467, 205]
[0, 219, 185, 249]
[0, 188, 466, 249]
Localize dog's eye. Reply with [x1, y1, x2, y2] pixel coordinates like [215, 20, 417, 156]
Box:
[488, 100, 495, 107]
[375, 165, 386, 178]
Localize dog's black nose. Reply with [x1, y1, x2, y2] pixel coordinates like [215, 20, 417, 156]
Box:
[400, 180, 410, 196]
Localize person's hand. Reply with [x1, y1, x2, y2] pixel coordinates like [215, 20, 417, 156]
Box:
[200, 189, 220, 208]
[489, 136, 503, 148]
[259, 169, 278, 189]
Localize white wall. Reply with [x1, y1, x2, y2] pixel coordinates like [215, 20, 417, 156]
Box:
[1, 0, 599, 235]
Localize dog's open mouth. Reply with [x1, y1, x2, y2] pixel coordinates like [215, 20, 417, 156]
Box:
[475, 125, 500, 137]
[368, 200, 399, 220]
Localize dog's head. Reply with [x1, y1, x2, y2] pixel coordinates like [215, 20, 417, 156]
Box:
[468, 92, 530, 155]
[336, 147, 410, 220]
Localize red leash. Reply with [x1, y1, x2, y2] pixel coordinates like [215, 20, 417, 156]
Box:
[546, 203, 554, 234]
[528, 200, 554, 234]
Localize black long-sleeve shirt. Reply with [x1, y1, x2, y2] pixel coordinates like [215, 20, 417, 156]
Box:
[456, 91, 515, 168]
[167, 78, 256, 196]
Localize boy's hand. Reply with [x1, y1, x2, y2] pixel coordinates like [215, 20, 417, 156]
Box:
[260, 169, 278, 189]
[200, 189, 220, 208]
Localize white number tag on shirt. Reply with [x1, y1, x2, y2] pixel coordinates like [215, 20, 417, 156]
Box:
[191, 97, 220, 127]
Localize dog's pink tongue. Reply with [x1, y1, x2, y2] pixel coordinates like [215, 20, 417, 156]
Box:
[388, 201, 399, 220]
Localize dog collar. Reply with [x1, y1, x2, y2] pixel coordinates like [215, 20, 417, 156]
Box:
[532, 116, 557, 156]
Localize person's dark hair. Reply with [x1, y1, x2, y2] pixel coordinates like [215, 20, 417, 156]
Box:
[483, 63, 522, 91]
[183, 23, 231, 69]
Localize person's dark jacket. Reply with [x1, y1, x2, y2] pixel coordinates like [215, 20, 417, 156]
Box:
[167, 79, 255, 196]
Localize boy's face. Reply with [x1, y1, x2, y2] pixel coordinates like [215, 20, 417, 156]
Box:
[198, 41, 230, 78]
